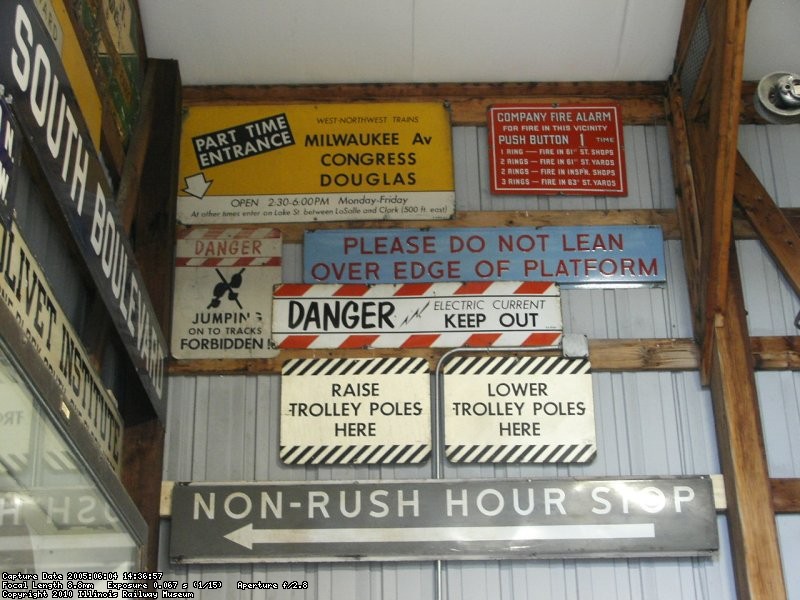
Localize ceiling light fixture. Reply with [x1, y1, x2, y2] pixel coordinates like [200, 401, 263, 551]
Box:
[755, 71, 800, 124]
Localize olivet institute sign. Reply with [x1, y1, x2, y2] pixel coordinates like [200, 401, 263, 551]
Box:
[169, 477, 718, 563]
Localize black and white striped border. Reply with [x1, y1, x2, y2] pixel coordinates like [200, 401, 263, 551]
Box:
[283, 356, 429, 376]
[444, 355, 593, 464]
[446, 443, 596, 464]
[280, 444, 431, 465]
[443, 355, 590, 376]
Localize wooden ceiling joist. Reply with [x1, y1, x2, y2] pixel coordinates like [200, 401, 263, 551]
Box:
[183, 81, 667, 126]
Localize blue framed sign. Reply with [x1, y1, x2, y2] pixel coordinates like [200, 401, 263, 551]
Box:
[304, 226, 665, 287]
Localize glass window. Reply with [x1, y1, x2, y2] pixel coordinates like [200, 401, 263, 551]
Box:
[0, 342, 140, 574]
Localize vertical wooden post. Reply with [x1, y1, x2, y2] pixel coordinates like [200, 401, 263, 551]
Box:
[709, 245, 787, 600]
[122, 420, 166, 570]
[116, 58, 181, 568]
[669, 0, 788, 596]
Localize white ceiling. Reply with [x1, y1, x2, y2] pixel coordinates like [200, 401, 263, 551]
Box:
[138, 0, 800, 86]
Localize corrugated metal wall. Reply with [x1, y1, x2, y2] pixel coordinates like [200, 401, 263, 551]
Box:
[158, 124, 795, 599]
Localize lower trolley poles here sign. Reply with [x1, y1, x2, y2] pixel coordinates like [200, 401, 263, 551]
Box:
[444, 355, 595, 463]
[271, 281, 562, 349]
[169, 477, 718, 563]
[280, 357, 430, 464]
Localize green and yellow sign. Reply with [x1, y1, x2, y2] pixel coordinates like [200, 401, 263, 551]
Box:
[177, 103, 455, 223]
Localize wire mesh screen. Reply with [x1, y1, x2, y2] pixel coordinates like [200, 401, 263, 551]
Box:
[680, 1, 710, 103]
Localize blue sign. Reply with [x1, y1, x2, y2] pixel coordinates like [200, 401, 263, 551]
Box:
[304, 226, 665, 287]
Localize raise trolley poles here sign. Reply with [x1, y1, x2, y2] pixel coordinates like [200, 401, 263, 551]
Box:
[280, 357, 431, 465]
[271, 281, 563, 350]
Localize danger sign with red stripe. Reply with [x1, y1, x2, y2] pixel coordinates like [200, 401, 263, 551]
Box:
[271, 281, 562, 349]
[172, 226, 282, 358]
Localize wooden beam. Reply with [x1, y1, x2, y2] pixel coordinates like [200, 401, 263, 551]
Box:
[673, 0, 708, 75]
[751, 336, 800, 370]
[182, 82, 666, 126]
[666, 83, 705, 350]
[735, 152, 800, 297]
[735, 207, 800, 239]
[118, 60, 162, 234]
[116, 60, 181, 573]
[121, 420, 165, 571]
[212, 209, 680, 245]
[169, 338, 701, 375]
[772, 479, 800, 513]
[709, 244, 786, 600]
[167, 335, 800, 375]
[669, 0, 749, 385]
[131, 59, 182, 336]
[695, 0, 748, 383]
[183, 79, 800, 130]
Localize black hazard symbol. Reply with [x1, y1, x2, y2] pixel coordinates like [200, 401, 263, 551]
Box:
[208, 268, 245, 309]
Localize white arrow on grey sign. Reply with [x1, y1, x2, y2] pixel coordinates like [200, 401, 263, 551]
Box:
[224, 523, 654, 550]
[170, 477, 718, 563]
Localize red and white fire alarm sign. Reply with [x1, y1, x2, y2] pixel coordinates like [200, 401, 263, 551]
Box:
[488, 103, 627, 196]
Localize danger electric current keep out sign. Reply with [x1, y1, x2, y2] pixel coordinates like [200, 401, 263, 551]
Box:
[270, 281, 563, 350]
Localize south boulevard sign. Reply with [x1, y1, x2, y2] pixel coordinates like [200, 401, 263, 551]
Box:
[271, 281, 562, 349]
[169, 477, 718, 563]
[1, 1, 167, 414]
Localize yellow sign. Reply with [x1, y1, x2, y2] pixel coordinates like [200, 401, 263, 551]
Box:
[177, 103, 455, 223]
[47, 0, 103, 146]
